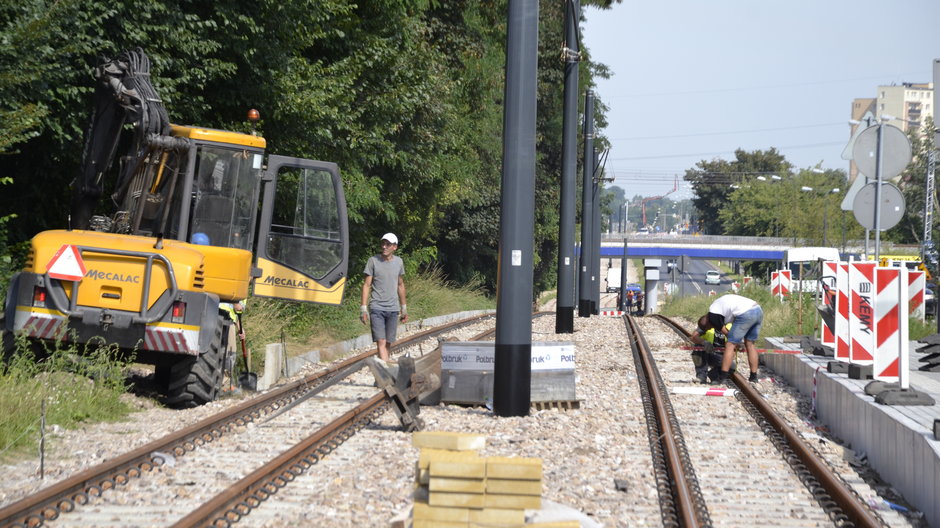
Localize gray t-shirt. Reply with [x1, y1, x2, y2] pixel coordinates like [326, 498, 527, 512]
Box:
[363, 255, 404, 311]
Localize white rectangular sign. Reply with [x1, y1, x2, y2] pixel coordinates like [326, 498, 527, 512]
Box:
[441, 341, 575, 371]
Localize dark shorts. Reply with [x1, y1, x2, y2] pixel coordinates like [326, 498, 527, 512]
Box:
[370, 309, 399, 343]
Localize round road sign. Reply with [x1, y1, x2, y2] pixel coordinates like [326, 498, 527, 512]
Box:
[852, 181, 905, 231]
[851, 124, 912, 180]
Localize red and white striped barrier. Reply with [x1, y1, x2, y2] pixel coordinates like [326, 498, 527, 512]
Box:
[599, 310, 625, 316]
[835, 262, 850, 361]
[820, 261, 838, 347]
[672, 387, 737, 397]
[873, 266, 909, 384]
[743, 276, 753, 286]
[771, 270, 791, 299]
[908, 270, 926, 322]
[848, 262, 876, 365]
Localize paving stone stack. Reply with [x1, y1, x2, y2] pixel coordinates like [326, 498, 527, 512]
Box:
[402, 431, 577, 528]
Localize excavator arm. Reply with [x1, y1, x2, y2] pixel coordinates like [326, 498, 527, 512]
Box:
[71, 48, 171, 230]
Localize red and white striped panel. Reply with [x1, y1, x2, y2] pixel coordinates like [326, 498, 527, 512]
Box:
[835, 263, 850, 361]
[599, 310, 625, 317]
[15, 310, 67, 341]
[819, 261, 838, 347]
[848, 262, 876, 365]
[873, 267, 908, 382]
[907, 270, 925, 322]
[771, 270, 791, 299]
[144, 325, 199, 355]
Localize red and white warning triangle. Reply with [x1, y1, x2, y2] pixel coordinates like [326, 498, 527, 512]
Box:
[46, 244, 87, 281]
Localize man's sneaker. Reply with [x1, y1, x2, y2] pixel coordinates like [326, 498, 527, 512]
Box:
[748, 371, 759, 383]
[696, 371, 708, 384]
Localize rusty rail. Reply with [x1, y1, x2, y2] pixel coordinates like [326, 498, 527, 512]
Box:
[652, 314, 884, 528]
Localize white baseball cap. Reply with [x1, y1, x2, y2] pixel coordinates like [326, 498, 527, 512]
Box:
[381, 233, 398, 245]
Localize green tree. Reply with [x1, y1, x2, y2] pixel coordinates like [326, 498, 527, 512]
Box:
[686, 148, 791, 235]
[883, 117, 936, 246]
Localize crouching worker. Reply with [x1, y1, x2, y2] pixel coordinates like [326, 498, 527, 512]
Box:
[690, 318, 736, 384]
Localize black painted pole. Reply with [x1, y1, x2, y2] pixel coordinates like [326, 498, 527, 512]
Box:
[555, 0, 579, 334]
[591, 168, 601, 315]
[493, 0, 537, 417]
[591, 148, 601, 314]
[578, 90, 595, 317]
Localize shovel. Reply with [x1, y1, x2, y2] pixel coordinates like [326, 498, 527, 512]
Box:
[236, 313, 257, 391]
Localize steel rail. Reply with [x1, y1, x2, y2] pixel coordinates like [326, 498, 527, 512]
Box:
[624, 315, 706, 528]
[171, 392, 389, 528]
[0, 312, 494, 528]
[652, 314, 885, 528]
[172, 319, 509, 527]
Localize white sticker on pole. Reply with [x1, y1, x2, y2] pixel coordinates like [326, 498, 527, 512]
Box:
[46, 244, 86, 282]
[511, 250, 521, 266]
[873, 267, 907, 383]
[835, 263, 850, 361]
[848, 262, 876, 365]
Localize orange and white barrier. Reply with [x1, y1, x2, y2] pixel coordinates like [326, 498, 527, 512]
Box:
[907, 270, 926, 322]
[771, 270, 791, 299]
[848, 262, 876, 366]
[835, 262, 850, 361]
[873, 267, 909, 384]
[599, 310, 625, 316]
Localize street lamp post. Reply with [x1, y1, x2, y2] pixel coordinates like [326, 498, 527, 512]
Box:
[801, 185, 841, 246]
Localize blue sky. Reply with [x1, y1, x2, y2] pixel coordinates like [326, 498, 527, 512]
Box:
[581, 0, 940, 200]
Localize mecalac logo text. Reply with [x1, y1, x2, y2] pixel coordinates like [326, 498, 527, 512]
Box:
[85, 269, 141, 283]
[262, 276, 310, 289]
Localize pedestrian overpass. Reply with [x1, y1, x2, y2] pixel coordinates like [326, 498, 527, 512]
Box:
[598, 234, 867, 262]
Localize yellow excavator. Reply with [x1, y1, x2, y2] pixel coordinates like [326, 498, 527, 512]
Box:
[2, 49, 349, 407]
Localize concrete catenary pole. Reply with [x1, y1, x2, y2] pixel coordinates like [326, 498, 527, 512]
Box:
[555, 0, 580, 334]
[578, 90, 595, 317]
[493, 0, 537, 417]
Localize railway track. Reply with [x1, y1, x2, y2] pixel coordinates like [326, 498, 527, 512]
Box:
[0, 307, 921, 527]
[0, 314, 496, 528]
[628, 314, 888, 527]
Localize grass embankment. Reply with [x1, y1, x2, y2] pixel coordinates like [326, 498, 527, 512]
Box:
[0, 340, 132, 463]
[660, 281, 936, 343]
[241, 269, 494, 363]
[0, 270, 494, 461]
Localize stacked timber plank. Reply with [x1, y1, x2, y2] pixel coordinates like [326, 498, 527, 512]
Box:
[399, 431, 578, 528]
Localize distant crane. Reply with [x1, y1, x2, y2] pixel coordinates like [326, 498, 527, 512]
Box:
[640, 176, 678, 228]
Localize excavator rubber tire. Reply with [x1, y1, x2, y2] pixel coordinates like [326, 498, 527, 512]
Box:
[166, 325, 223, 408]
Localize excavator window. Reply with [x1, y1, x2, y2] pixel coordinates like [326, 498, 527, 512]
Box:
[189, 145, 263, 250]
[266, 166, 343, 279]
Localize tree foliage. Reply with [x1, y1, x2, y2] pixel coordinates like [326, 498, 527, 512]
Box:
[0, 0, 612, 298]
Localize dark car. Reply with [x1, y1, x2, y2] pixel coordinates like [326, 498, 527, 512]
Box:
[926, 284, 936, 317]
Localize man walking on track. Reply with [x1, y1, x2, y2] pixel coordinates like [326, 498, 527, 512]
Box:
[699, 294, 763, 384]
[360, 233, 408, 361]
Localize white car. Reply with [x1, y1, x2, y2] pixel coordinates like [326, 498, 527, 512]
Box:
[704, 270, 721, 285]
